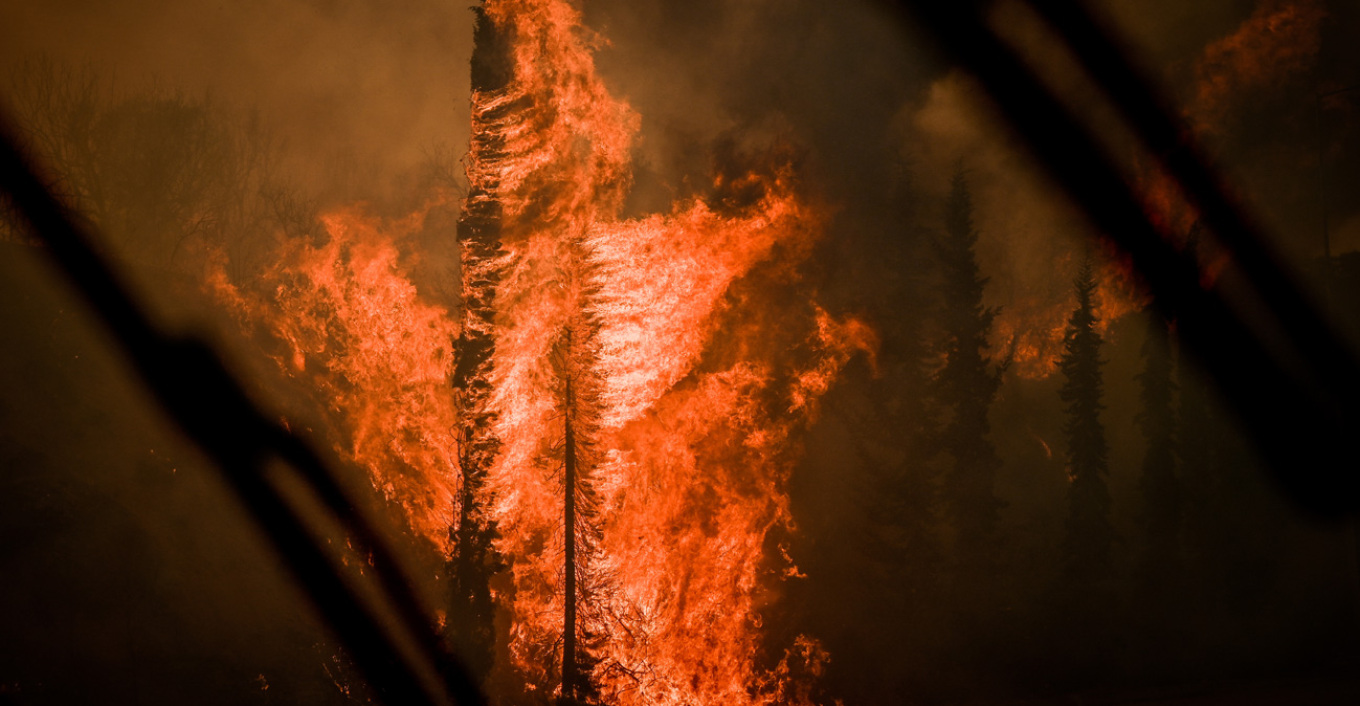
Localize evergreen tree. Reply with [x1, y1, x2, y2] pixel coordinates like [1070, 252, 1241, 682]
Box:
[1173, 227, 1277, 620]
[1136, 306, 1180, 581]
[1058, 258, 1113, 583]
[445, 5, 512, 684]
[863, 161, 942, 586]
[1177, 352, 1218, 570]
[932, 169, 1005, 563]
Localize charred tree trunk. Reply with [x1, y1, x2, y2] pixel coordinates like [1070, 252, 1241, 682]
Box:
[445, 4, 513, 684]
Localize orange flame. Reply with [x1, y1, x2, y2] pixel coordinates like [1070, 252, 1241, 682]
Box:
[1132, 0, 1326, 298]
[207, 203, 466, 546]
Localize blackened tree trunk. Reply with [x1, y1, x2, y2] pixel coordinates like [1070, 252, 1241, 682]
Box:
[1059, 258, 1113, 583]
[445, 4, 513, 684]
[933, 169, 1005, 564]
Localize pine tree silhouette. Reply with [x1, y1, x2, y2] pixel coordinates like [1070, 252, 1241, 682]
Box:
[932, 168, 1005, 565]
[1058, 258, 1113, 583]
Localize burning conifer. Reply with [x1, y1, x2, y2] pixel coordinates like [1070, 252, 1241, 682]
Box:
[446, 4, 513, 684]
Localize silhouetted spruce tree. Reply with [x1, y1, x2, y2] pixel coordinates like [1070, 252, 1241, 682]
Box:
[861, 319, 940, 576]
[1136, 306, 1180, 583]
[932, 169, 1004, 564]
[1059, 258, 1114, 583]
[445, 5, 512, 685]
[862, 161, 942, 588]
[851, 312, 950, 699]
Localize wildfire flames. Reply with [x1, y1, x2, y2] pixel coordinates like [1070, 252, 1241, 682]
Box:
[210, 205, 466, 544]
[210, 0, 868, 703]
[1134, 0, 1327, 289]
[204, 0, 1332, 699]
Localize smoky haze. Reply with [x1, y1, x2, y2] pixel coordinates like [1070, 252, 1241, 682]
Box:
[0, 0, 474, 206]
[3, 0, 1360, 704]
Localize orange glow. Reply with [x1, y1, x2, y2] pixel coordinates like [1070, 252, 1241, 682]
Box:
[1190, 0, 1326, 136]
[1127, 0, 1327, 305]
[994, 251, 1145, 379]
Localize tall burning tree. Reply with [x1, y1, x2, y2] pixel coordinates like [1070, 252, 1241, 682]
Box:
[465, 0, 634, 698]
[466, 2, 867, 702]
[445, 4, 512, 684]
